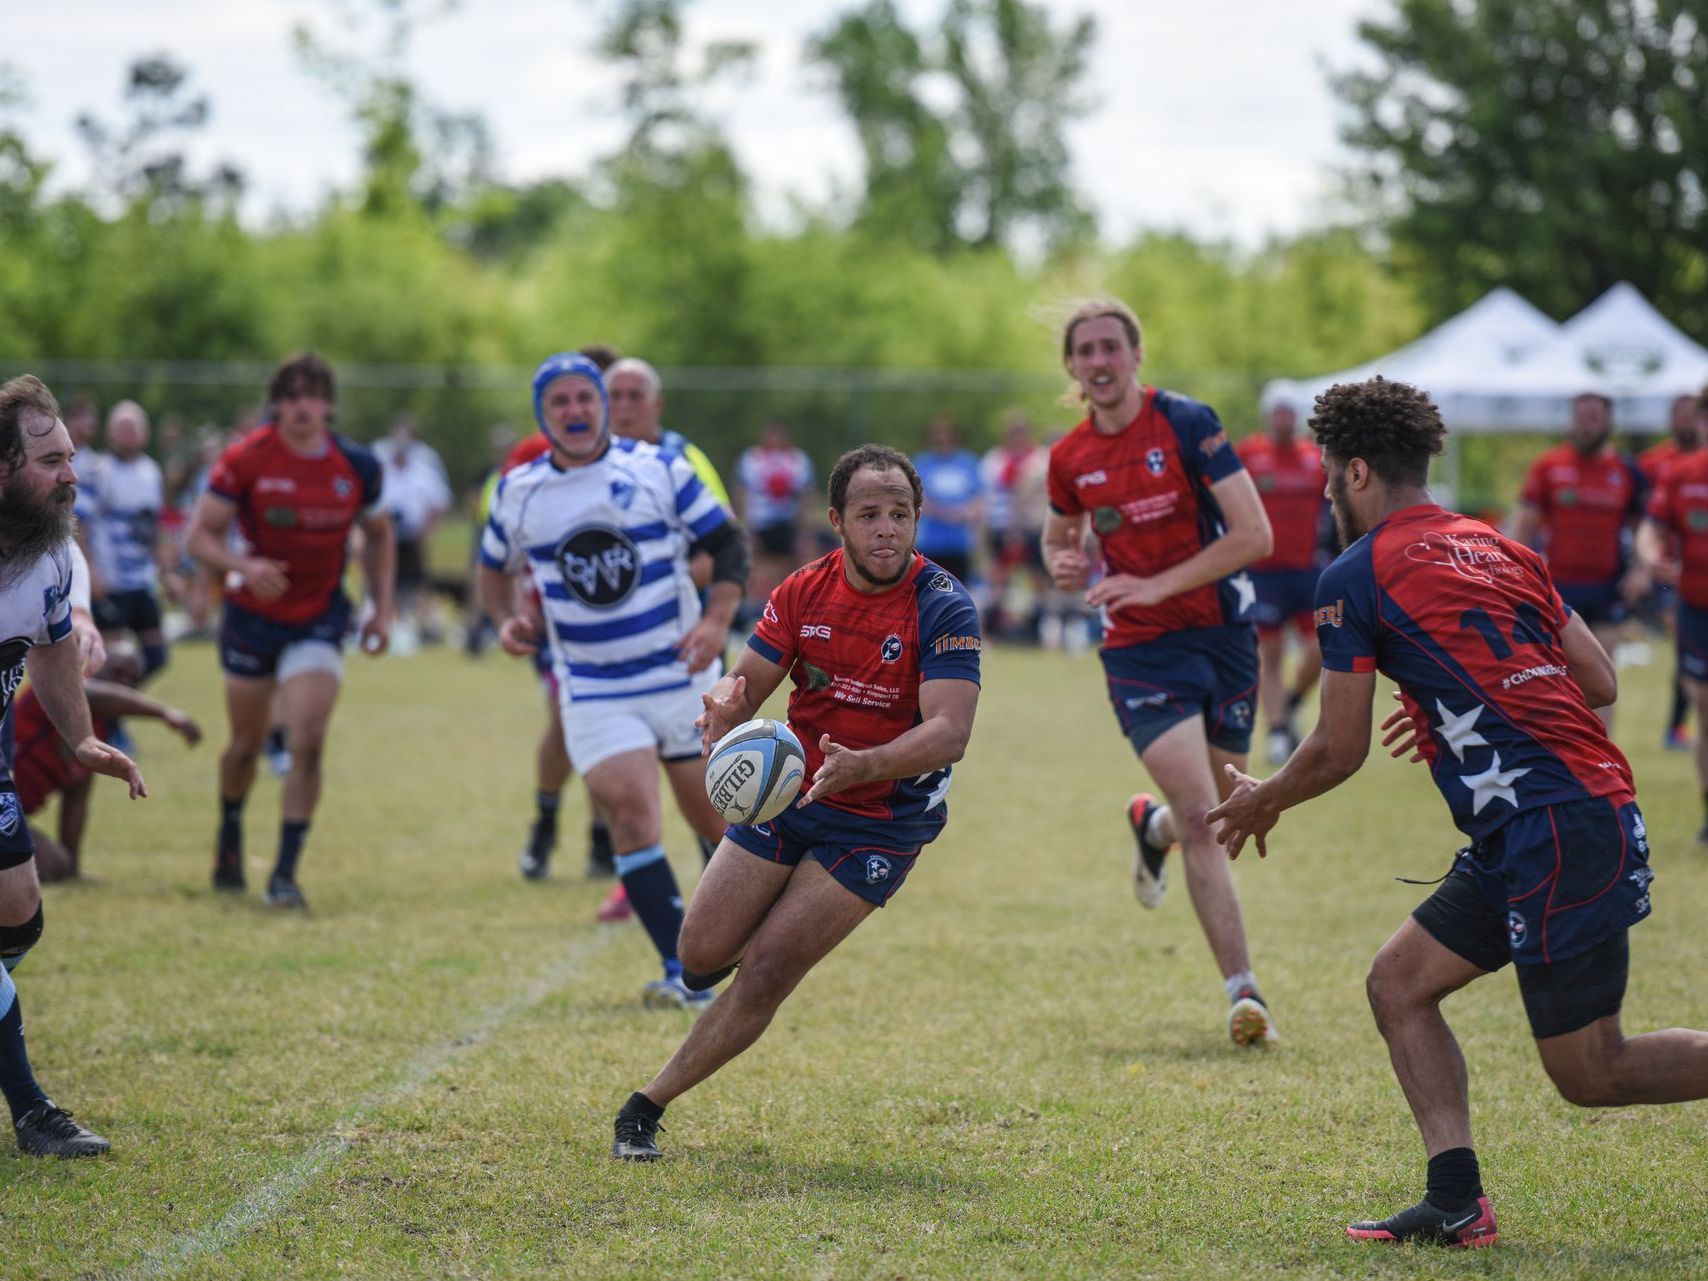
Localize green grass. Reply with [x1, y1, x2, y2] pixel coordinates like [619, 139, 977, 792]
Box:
[4, 640, 1707, 1278]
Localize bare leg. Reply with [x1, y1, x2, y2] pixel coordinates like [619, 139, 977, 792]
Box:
[220, 676, 275, 806]
[278, 671, 341, 824]
[1688, 678, 1708, 829]
[675, 840, 794, 974]
[28, 827, 74, 884]
[641, 858, 874, 1107]
[1536, 1012, 1708, 1106]
[1257, 630, 1287, 729]
[1366, 919, 1490, 1155]
[1140, 717, 1251, 978]
[662, 756, 731, 847]
[1288, 625, 1322, 707]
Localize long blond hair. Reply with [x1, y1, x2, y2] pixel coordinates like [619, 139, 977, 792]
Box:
[1057, 296, 1142, 406]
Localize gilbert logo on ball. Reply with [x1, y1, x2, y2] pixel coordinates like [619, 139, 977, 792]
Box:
[705, 719, 807, 825]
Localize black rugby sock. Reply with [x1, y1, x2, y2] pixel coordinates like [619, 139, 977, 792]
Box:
[1424, 1146, 1483, 1212]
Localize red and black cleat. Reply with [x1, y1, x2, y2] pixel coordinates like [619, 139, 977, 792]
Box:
[1347, 1195, 1498, 1248]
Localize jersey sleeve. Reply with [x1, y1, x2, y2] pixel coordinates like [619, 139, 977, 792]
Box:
[1045, 443, 1083, 517]
[1161, 394, 1242, 486]
[340, 441, 385, 514]
[1313, 541, 1380, 674]
[478, 474, 526, 573]
[916, 573, 982, 684]
[206, 438, 250, 504]
[1646, 473, 1678, 531]
[1518, 455, 1549, 511]
[668, 451, 732, 540]
[746, 575, 798, 668]
[41, 547, 73, 644]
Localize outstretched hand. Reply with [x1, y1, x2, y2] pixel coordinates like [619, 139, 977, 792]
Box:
[1204, 762, 1273, 860]
[1379, 692, 1428, 764]
[697, 674, 749, 756]
[74, 737, 146, 799]
[799, 733, 870, 806]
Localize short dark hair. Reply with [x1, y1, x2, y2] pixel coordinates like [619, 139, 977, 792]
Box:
[578, 344, 621, 372]
[0, 374, 62, 476]
[828, 444, 923, 514]
[1696, 382, 1708, 414]
[267, 351, 336, 406]
[1309, 377, 1445, 487]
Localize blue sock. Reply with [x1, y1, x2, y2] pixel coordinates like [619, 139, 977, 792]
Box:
[614, 844, 683, 968]
[274, 820, 310, 882]
[0, 968, 47, 1123]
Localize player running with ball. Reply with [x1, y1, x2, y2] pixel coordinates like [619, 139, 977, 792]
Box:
[610, 445, 982, 1160]
[1208, 376, 1708, 1247]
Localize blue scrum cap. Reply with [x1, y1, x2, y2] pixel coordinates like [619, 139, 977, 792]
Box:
[531, 352, 609, 439]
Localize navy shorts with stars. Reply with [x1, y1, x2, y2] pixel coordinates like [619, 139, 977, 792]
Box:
[1100, 624, 1258, 757]
[723, 797, 946, 907]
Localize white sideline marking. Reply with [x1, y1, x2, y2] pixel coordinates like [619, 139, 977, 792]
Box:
[123, 932, 618, 1279]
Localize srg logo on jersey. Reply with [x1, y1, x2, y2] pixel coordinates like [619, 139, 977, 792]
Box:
[800, 624, 832, 640]
[864, 854, 893, 884]
[881, 634, 903, 663]
[1144, 447, 1167, 476]
[1314, 599, 1344, 628]
[1073, 470, 1108, 489]
[555, 525, 642, 607]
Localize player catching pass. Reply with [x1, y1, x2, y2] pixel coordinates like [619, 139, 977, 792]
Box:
[610, 445, 981, 1159]
[187, 353, 395, 908]
[1208, 376, 1708, 1247]
[0, 375, 147, 1156]
[1042, 297, 1277, 1046]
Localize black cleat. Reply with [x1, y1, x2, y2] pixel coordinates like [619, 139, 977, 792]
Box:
[213, 848, 246, 892]
[1347, 1195, 1498, 1247]
[1127, 793, 1169, 909]
[264, 874, 308, 910]
[15, 1101, 110, 1158]
[519, 831, 554, 881]
[612, 1107, 663, 1161]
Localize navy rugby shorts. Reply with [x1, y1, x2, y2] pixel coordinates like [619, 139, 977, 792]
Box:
[1100, 624, 1258, 756]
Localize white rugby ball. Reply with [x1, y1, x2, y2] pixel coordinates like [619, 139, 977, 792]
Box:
[705, 719, 807, 825]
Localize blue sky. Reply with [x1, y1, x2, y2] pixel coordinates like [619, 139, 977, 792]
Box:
[8, 0, 1386, 243]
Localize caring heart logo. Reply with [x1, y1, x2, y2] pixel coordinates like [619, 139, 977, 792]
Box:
[1403, 531, 1520, 586]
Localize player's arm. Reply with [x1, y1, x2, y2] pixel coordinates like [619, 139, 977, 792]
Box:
[65, 539, 104, 674]
[1087, 470, 1273, 612]
[185, 490, 289, 598]
[25, 636, 145, 799]
[800, 677, 979, 805]
[1507, 502, 1542, 549]
[56, 776, 93, 868]
[356, 507, 397, 654]
[1041, 509, 1091, 590]
[1206, 668, 1377, 859]
[698, 645, 790, 753]
[83, 679, 201, 745]
[1559, 610, 1617, 709]
[678, 520, 750, 672]
[1637, 515, 1680, 586]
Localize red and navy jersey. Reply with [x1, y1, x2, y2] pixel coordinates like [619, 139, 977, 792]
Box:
[1518, 444, 1646, 585]
[1237, 435, 1326, 571]
[10, 686, 109, 814]
[1645, 450, 1708, 608]
[747, 549, 981, 821]
[207, 424, 383, 624]
[1315, 504, 1634, 840]
[1639, 437, 1696, 488]
[1047, 387, 1252, 647]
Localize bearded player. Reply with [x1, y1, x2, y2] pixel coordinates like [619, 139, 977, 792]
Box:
[1209, 376, 1708, 1247]
[610, 444, 981, 1160]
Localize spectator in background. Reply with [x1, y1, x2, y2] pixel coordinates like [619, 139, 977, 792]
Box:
[1510, 392, 1648, 735]
[380, 414, 453, 651]
[1639, 392, 1702, 751]
[980, 411, 1050, 640]
[736, 419, 814, 611]
[89, 401, 170, 682]
[463, 422, 517, 657]
[63, 394, 104, 588]
[1237, 396, 1331, 764]
[912, 416, 984, 589]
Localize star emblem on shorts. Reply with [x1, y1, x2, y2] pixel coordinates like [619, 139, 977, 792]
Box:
[1434, 700, 1490, 762]
[1461, 750, 1530, 815]
[1230, 572, 1256, 615]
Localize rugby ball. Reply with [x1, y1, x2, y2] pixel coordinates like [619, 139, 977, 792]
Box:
[705, 719, 807, 825]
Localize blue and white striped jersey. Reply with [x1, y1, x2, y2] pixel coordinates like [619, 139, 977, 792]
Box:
[90, 454, 165, 593]
[481, 438, 734, 701]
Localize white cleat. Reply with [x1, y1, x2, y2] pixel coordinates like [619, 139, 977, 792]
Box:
[1228, 991, 1280, 1047]
[1127, 793, 1169, 910]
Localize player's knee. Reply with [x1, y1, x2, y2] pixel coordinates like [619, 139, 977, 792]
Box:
[0, 903, 45, 974]
[1364, 952, 1410, 1025]
[1546, 1060, 1621, 1108]
[728, 949, 796, 1009]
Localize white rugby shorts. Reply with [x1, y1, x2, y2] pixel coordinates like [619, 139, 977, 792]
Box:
[559, 661, 722, 774]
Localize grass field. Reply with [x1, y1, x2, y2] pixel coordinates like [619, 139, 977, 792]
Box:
[5, 638, 1708, 1279]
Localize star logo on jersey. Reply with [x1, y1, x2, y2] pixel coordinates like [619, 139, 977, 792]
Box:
[881, 634, 903, 663]
[1230, 572, 1256, 616]
[609, 477, 637, 510]
[1434, 701, 1490, 762]
[1145, 447, 1167, 476]
[555, 524, 641, 608]
[1461, 750, 1531, 815]
[0, 791, 17, 837]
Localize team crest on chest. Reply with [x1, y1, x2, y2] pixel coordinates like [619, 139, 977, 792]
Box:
[609, 476, 637, 510]
[1145, 447, 1167, 476]
[332, 475, 353, 499]
[555, 524, 641, 607]
[881, 634, 903, 663]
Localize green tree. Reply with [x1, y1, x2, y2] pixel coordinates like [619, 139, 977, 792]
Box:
[811, 0, 1096, 255]
[1334, 0, 1708, 332]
